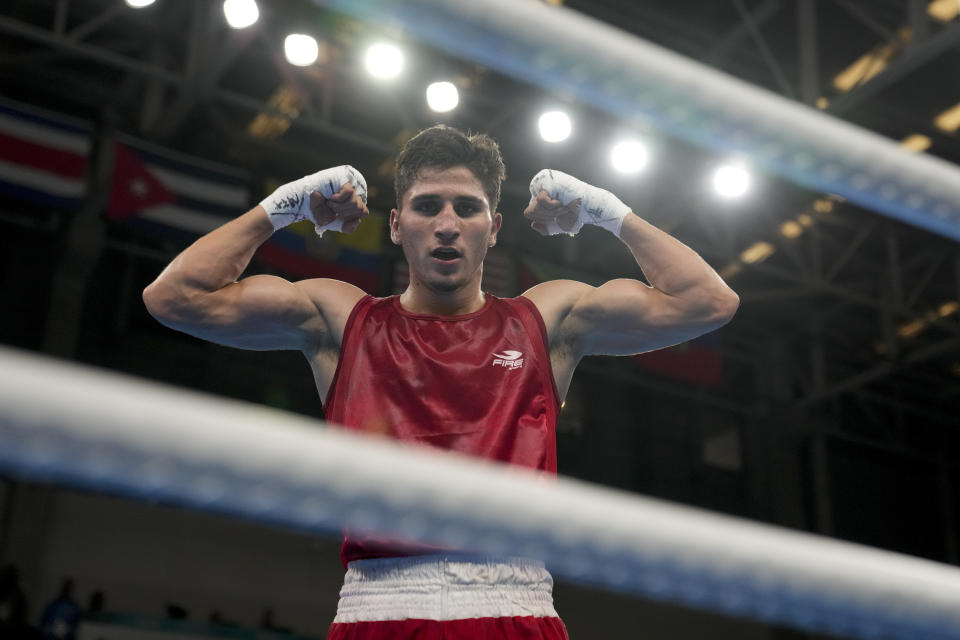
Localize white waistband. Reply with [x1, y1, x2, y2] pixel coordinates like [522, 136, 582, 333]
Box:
[333, 554, 559, 623]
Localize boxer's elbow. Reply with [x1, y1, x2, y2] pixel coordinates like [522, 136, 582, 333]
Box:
[705, 286, 740, 328]
[142, 278, 202, 327]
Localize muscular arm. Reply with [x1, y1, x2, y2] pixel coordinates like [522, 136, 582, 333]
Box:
[143, 172, 368, 353]
[522, 175, 738, 366]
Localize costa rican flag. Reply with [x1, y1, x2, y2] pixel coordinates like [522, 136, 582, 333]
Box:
[0, 99, 92, 209]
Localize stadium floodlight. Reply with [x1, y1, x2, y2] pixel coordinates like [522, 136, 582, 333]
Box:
[713, 163, 751, 198]
[223, 0, 259, 29]
[610, 140, 648, 174]
[426, 82, 459, 112]
[125, 0, 156, 7]
[285, 34, 319, 67]
[365, 43, 404, 79]
[538, 111, 571, 143]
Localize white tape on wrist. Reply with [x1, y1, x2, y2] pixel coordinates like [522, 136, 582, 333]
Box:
[260, 165, 367, 235]
[528, 169, 630, 236]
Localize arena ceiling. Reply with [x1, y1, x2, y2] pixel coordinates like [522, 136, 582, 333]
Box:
[1, 0, 959, 465]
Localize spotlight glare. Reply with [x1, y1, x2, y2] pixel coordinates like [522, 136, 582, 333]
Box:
[223, 0, 259, 29]
[610, 140, 648, 174]
[285, 34, 319, 67]
[713, 164, 750, 198]
[538, 111, 571, 143]
[426, 81, 459, 113]
[125, 0, 156, 7]
[365, 43, 404, 79]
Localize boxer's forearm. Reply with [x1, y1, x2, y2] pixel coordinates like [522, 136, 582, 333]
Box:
[145, 207, 274, 306]
[619, 213, 736, 305]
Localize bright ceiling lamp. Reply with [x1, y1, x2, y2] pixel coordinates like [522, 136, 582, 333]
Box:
[223, 0, 259, 29]
[934, 102, 960, 132]
[713, 163, 750, 198]
[426, 81, 459, 113]
[610, 139, 648, 174]
[285, 34, 319, 67]
[125, 0, 156, 7]
[900, 134, 932, 153]
[365, 43, 404, 79]
[538, 111, 571, 143]
[927, 0, 960, 22]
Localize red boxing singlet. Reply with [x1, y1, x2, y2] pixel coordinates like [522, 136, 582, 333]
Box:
[325, 294, 561, 566]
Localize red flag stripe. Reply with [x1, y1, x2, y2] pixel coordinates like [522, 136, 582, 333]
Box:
[0, 131, 86, 178]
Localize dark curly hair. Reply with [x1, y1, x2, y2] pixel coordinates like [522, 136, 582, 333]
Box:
[394, 125, 506, 213]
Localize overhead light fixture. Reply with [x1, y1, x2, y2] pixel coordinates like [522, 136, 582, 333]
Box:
[223, 0, 259, 29]
[610, 140, 648, 174]
[812, 198, 835, 214]
[780, 220, 804, 239]
[934, 101, 960, 133]
[897, 318, 927, 339]
[927, 0, 960, 22]
[538, 111, 571, 143]
[938, 300, 959, 317]
[426, 81, 459, 112]
[125, 0, 156, 7]
[285, 34, 319, 66]
[832, 28, 911, 92]
[900, 134, 932, 153]
[740, 241, 775, 264]
[365, 43, 404, 79]
[713, 164, 750, 198]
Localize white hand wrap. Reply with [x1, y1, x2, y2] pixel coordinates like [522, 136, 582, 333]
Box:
[528, 169, 631, 236]
[260, 165, 367, 236]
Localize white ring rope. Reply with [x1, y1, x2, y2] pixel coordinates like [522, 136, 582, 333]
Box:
[1, 346, 959, 640]
[320, 0, 960, 242]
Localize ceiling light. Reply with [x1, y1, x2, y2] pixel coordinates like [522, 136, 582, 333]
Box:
[538, 111, 571, 143]
[934, 102, 960, 132]
[897, 318, 926, 339]
[740, 242, 775, 264]
[938, 300, 959, 317]
[713, 164, 750, 198]
[927, 0, 960, 22]
[285, 34, 319, 66]
[780, 220, 803, 239]
[125, 0, 156, 7]
[365, 43, 404, 79]
[900, 134, 932, 153]
[426, 81, 459, 112]
[812, 198, 835, 213]
[223, 0, 258, 29]
[610, 140, 648, 174]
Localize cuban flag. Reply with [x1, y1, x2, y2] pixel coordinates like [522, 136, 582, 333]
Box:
[0, 99, 92, 209]
[106, 135, 249, 239]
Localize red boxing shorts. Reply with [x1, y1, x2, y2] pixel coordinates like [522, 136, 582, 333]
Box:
[327, 554, 569, 640]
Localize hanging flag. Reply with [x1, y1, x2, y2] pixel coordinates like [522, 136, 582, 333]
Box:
[0, 99, 92, 209]
[106, 135, 384, 292]
[258, 214, 385, 292]
[634, 331, 724, 386]
[106, 135, 249, 239]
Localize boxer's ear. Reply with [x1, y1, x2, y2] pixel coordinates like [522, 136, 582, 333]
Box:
[389, 209, 401, 245]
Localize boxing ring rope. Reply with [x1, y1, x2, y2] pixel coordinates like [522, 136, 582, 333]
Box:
[1, 346, 959, 640]
[320, 0, 960, 242]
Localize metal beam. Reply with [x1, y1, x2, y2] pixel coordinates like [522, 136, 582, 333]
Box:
[732, 0, 794, 97]
[828, 22, 960, 114]
[797, 0, 818, 105]
[0, 15, 392, 154]
[796, 335, 960, 407]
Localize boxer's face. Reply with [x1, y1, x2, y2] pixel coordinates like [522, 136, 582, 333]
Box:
[390, 166, 502, 294]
